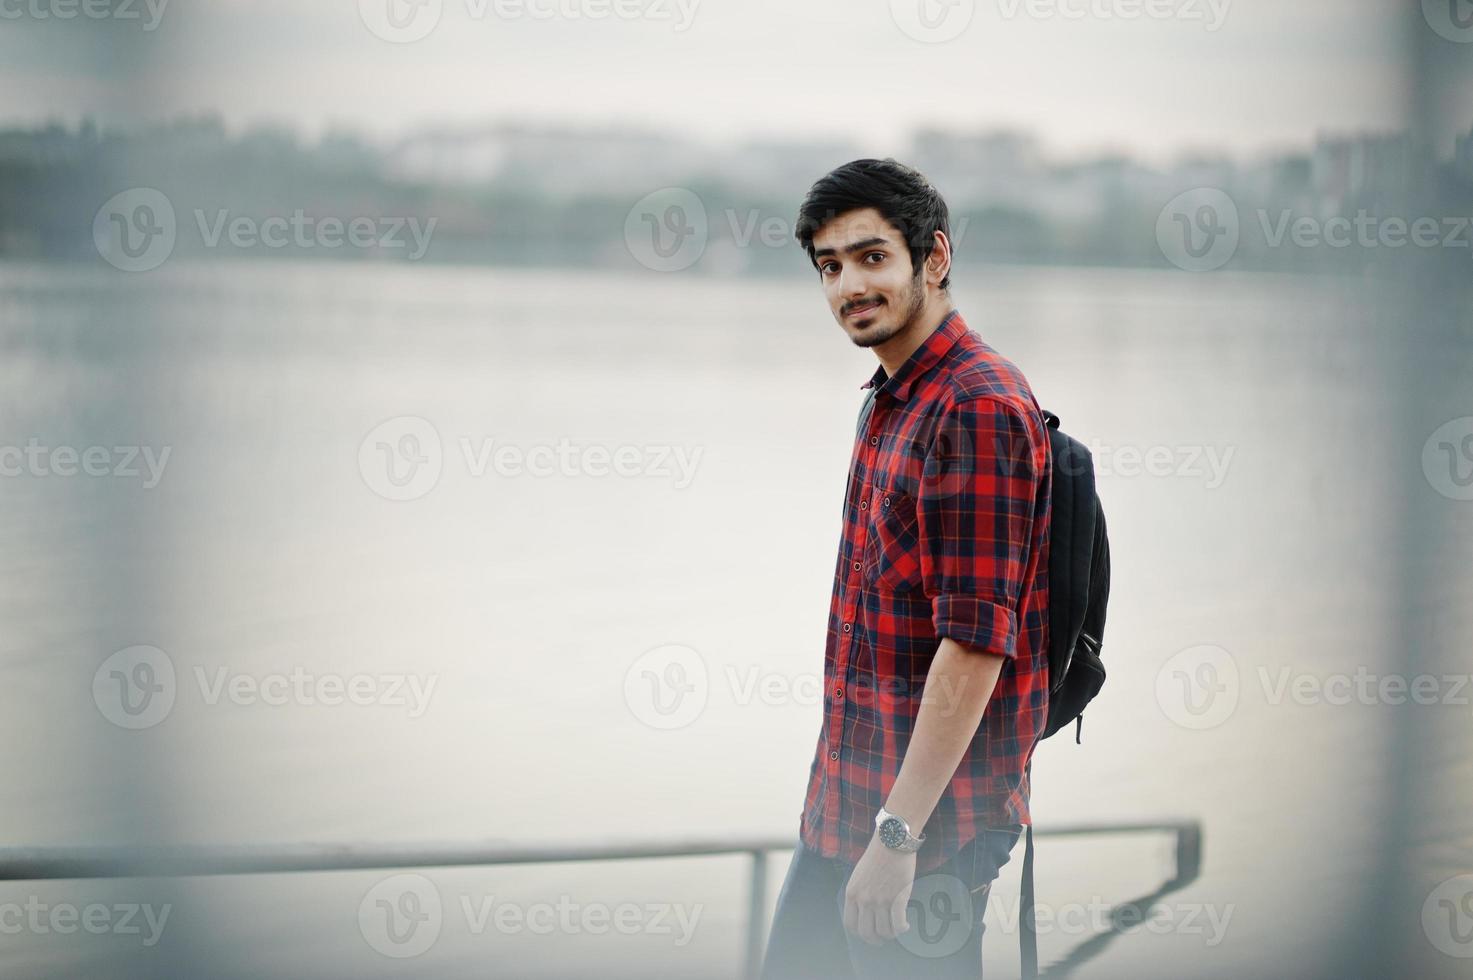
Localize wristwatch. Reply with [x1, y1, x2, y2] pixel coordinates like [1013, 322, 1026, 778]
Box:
[874, 806, 925, 853]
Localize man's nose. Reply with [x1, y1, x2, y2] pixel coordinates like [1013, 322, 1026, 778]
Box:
[838, 268, 868, 298]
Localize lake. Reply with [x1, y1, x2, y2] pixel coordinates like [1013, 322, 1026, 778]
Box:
[0, 259, 1467, 978]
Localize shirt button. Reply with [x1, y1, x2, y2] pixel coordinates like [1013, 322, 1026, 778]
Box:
[883, 497, 891, 508]
[834, 687, 843, 699]
[841, 623, 851, 633]
[852, 561, 861, 571]
[829, 750, 840, 761]
[869, 436, 879, 446]
[860, 499, 868, 510]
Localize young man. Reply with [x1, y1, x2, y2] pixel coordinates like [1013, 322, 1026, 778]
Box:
[760, 159, 1053, 979]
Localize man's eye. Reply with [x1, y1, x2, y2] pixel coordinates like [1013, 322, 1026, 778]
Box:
[865, 252, 885, 263]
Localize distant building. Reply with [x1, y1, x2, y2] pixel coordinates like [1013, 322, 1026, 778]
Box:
[1238, 153, 1311, 209]
[707, 138, 863, 194]
[910, 128, 1043, 206]
[0, 120, 97, 165]
[384, 123, 710, 194]
[1171, 150, 1237, 190]
[1311, 132, 1415, 207]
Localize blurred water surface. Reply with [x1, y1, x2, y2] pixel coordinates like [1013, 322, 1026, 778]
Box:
[0, 260, 1466, 978]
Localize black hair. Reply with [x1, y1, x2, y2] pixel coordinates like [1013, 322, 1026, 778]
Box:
[794, 158, 952, 290]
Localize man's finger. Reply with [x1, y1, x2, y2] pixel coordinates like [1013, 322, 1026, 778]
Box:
[870, 897, 896, 941]
[858, 902, 882, 945]
[886, 888, 910, 939]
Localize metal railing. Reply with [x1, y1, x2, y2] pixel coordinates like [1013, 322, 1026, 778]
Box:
[0, 820, 1201, 979]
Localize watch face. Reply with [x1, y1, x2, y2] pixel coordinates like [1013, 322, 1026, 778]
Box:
[878, 816, 907, 849]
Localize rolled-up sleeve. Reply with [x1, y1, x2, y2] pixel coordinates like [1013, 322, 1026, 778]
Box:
[918, 396, 1045, 657]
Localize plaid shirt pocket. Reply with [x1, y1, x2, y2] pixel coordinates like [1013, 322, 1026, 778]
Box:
[862, 487, 924, 593]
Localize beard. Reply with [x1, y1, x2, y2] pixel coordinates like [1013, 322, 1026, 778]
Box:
[845, 274, 927, 349]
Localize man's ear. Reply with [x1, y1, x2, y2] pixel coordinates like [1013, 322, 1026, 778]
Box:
[926, 230, 953, 287]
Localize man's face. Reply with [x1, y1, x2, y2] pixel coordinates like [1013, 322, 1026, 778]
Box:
[810, 207, 926, 349]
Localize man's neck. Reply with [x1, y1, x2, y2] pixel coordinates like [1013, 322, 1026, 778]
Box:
[873, 296, 954, 379]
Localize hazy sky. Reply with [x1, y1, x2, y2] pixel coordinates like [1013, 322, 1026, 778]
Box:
[2, 0, 1468, 162]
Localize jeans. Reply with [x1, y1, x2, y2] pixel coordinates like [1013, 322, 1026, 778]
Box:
[759, 826, 1022, 980]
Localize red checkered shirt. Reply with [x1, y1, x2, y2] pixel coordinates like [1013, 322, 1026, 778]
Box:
[798, 308, 1052, 874]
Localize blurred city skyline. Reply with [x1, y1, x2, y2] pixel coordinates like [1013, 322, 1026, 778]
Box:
[4, 111, 1471, 274]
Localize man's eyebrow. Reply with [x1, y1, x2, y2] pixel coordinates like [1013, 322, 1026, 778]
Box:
[812, 236, 891, 259]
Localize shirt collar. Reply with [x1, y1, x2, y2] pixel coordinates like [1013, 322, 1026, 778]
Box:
[859, 308, 968, 402]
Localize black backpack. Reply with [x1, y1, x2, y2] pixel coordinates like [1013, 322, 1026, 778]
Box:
[1019, 408, 1111, 978]
[1038, 409, 1111, 743]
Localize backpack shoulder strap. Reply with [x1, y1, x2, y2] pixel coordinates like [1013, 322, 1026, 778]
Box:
[855, 386, 879, 439]
[1020, 823, 1038, 978]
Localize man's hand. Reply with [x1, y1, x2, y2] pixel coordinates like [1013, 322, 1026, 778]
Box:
[842, 834, 918, 944]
